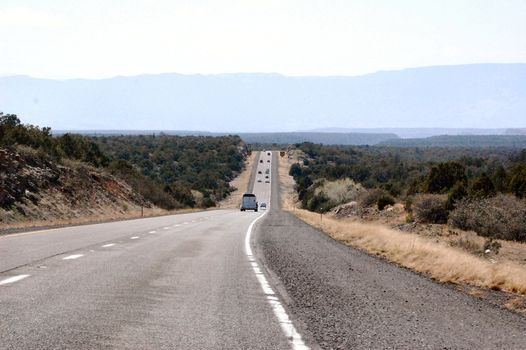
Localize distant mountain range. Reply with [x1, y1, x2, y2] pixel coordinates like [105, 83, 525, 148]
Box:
[1, 63, 525, 133]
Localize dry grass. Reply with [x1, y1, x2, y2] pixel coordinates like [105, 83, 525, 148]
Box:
[219, 152, 257, 209]
[279, 152, 299, 210]
[278, 153, 526, 296]
[504, 297, 526, 314]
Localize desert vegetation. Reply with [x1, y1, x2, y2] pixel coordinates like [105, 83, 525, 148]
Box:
[288, 142, 526, 242]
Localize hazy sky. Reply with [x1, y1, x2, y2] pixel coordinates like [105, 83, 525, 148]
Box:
[1, 0, 525, 79]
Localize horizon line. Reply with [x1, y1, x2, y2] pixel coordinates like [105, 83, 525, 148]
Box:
[2, 62, 526, 81]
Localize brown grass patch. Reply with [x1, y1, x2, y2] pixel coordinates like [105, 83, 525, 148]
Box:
[278, 154, 526, 296]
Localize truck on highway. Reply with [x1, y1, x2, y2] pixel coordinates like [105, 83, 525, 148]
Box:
[240, 193, 258, 212]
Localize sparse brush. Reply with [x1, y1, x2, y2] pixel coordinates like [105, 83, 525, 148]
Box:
[449, 194, 526, 241]
[413, 194, 449, 224]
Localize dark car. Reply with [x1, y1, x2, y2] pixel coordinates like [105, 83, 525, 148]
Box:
[260, 160, 263, 163]
[267, 160, 270, 163]
[258, 170, 262, 174]
[265, 175, 269, 179]
[260, 202, 267, 209]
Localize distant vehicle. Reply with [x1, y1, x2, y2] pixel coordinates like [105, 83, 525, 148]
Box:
[258, 170, 262, 174]
[241, 193, 258, 212]
[260, 202, 267, 209]
[260, 160, 263, 163]
[267, 160, 270, 163]
[265, 180, 270, 183]
[257, 179, 262, 182]
[265, 169, 270, 174]
[267, 152, 271, 156]
[265, 175, 269, 179]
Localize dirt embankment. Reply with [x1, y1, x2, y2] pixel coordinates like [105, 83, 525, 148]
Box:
[0, 148, 161, 231]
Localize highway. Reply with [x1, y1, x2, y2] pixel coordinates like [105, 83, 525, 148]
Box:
[1, 151, 526, 349]
[0, 152, 305, 349]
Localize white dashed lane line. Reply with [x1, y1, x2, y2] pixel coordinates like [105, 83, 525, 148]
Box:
[102, 243, 115, 248]
[0, 274, 30, 285]
[130, 236, 139, 240]
[62, 254, 84, 260]
[163, 227, 171, 230]
[149, 230, 156, 234]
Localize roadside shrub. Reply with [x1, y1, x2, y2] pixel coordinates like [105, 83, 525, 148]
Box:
[359, 188, 387, 208]
[201, 196, 216, 208]
[320, 178, 364, 205]
[509, 165, 526, 198]
[449, 194, 526, 241]
[446, 181, 467, 210]
[413, 194, 449, 224]
[377, 194, 395, 210]
[306, 190, 331, 213]
[468, 173, 495, 199]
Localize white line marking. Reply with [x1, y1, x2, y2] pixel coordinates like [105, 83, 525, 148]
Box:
[62, 254, 84, 260]
[149, 230, 156, 234]
[163, 226, 170, 230]
[183, 222, 190, 225]
[102, 243, 115, 248]
[130, 236, 139, 240]
[0, 274, 30, 285]
[245, 153, 309, 350]
[173, 224, 181, 227]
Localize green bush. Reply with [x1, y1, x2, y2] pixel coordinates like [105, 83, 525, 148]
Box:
[377, 194, 395, 210]
[509, 165, 526, 198]
[424, 161, 467, 194]
[468, 173, 495, 199]
[446, 181, 467, 210]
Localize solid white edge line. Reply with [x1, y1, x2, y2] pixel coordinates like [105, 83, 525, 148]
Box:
[102, 243, 115, 248]
[245, 154, 309, 350]
[0, 274, 30, 285]
[62, 254, 84, 260]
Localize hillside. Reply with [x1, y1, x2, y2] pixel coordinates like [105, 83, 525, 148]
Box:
[0, 113, 249, 229]
[380, 135, 526, 148]
[1, 64, 525, 132]
[0, 147, 150, 226]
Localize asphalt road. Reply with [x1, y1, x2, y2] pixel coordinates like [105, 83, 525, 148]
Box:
[2, 151, 526, 350]
[0, 152, 296, 349]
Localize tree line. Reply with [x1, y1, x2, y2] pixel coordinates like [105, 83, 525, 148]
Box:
[1, 113, 247, 210]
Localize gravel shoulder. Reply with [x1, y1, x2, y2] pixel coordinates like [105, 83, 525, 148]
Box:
[254, 153, 526, 349]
